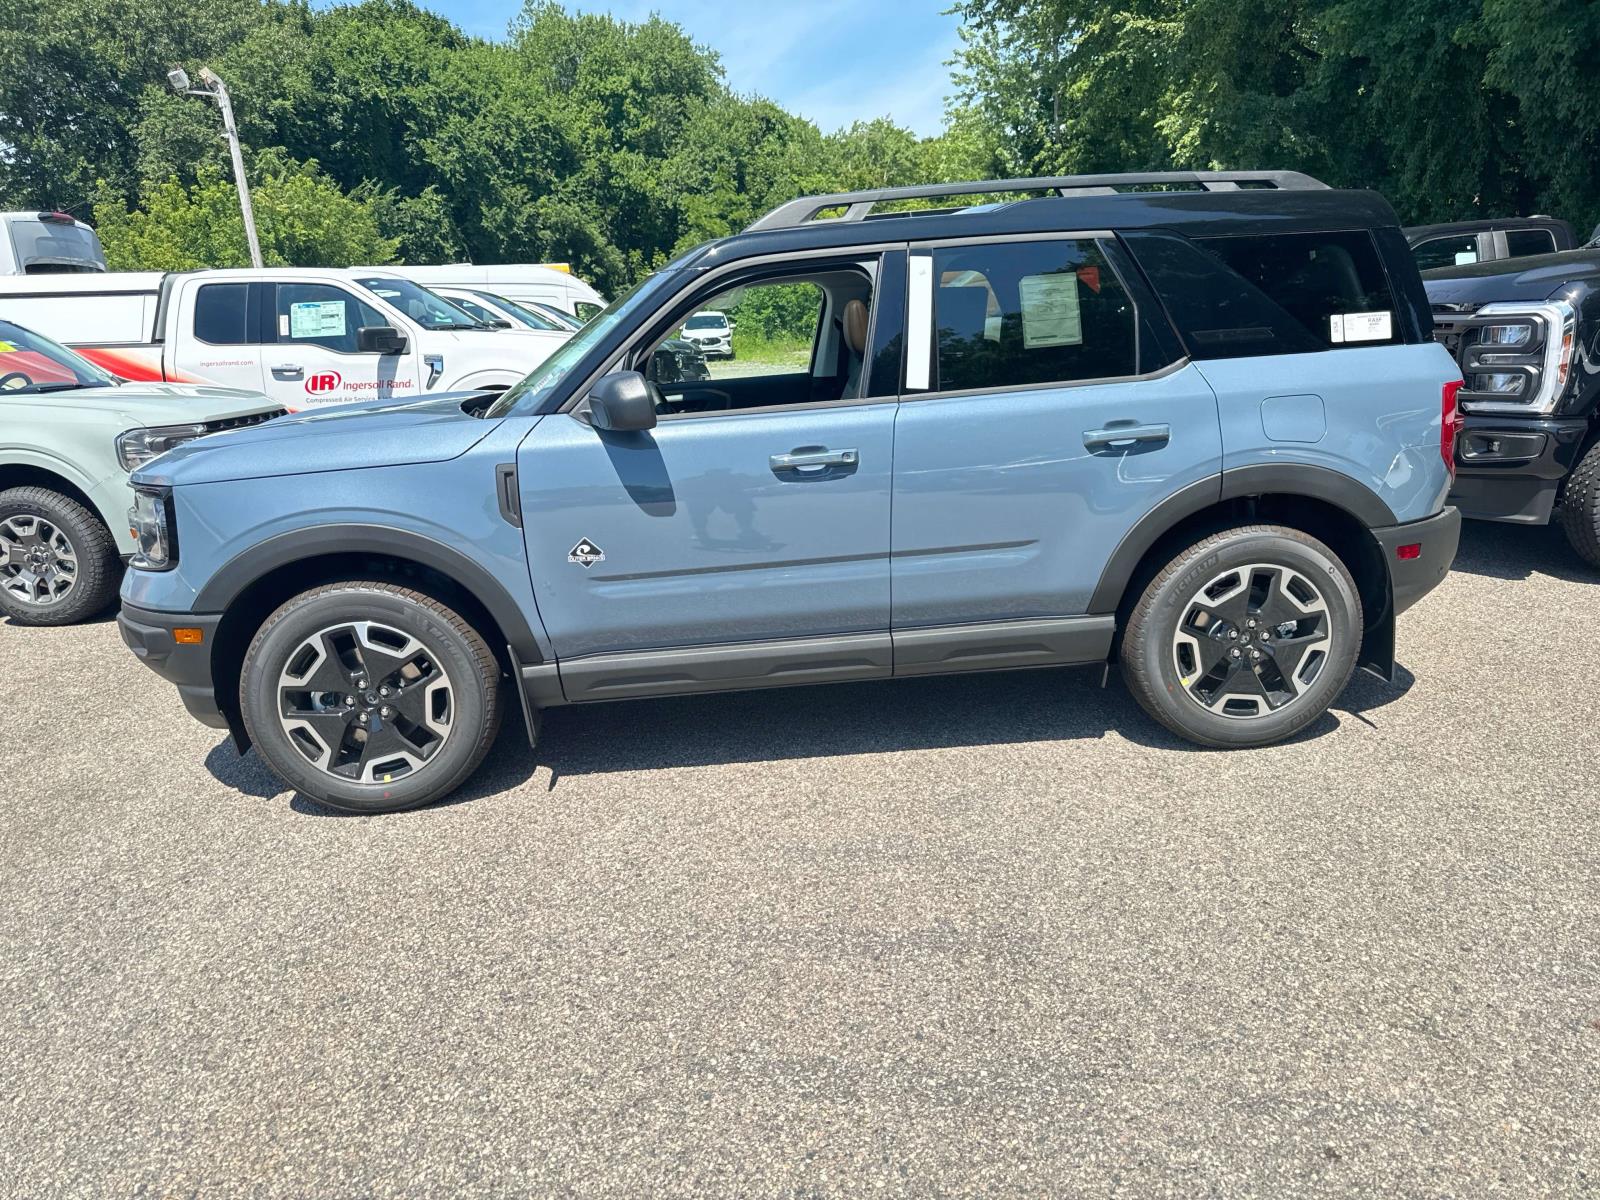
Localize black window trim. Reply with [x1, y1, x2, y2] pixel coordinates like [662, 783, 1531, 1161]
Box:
[903, 229, 1148, 401]
[559, 245, 903, 423]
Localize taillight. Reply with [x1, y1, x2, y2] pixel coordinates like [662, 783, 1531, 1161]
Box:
[1442, 378, 1463, 476]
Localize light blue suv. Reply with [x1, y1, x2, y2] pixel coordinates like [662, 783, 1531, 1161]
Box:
[119, 173, 1464, 812]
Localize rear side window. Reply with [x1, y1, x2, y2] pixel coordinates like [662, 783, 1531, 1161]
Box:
[1413, 234, 1479, 271]
[1505, 228, 1556, 258]
[930, 239, 1137, 392]
[1200, 231, 1401, 349]
[194, 283, 249, 345]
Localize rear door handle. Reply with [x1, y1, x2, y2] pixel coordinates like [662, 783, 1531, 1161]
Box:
[770, 448, 858, 473]
[1083, 423, 1170, 450]
[271, 364, 304, 379]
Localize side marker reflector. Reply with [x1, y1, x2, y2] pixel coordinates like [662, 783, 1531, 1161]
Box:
[173, 628, 204, 645]
[1396, 544, 1422, 561]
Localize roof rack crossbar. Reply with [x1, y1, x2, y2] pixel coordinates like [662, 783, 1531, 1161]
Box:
[745, 171, 1331, 232]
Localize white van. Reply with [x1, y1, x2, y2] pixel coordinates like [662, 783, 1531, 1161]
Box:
[0, 267, 567, 411]
[0, 211, 107, 274]
[370, 263, 606, 320]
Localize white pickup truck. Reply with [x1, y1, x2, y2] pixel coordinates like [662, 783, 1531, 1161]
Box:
[0, 267, 568, 411]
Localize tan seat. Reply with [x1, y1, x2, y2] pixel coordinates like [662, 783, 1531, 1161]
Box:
[842, 298, 869, 355]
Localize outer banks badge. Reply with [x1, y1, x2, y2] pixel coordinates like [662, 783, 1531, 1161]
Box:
[568, 538, 605, 568]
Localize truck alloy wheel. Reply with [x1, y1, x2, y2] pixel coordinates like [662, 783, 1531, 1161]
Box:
[0, 513, 78, 608]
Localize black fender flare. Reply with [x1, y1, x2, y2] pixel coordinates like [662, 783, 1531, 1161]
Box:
[194, 523, 543, 661]
[1088, 464, 1398, 614]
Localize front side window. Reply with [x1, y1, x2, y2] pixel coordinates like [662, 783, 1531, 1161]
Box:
[1505, 228, 1556, 258]
[275, 283, 387, 354]
[194, 282, 249, 345]
[637, 264, 875, 414]
[1201, 231, 1402, 348]
[929, 239, 1137, 392]
[1413, 234, 1479, 271]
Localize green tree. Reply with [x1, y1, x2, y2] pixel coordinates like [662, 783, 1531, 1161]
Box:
[92, 152, 400, 270]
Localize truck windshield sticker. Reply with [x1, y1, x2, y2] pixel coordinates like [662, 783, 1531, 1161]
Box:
[1330, 311, 1392, 343]
[289, 300, 346, 339]
[0, 341, 14, 352]
[1018, 272, 1083, 348]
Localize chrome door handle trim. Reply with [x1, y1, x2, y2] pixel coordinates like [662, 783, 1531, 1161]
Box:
[1083, 423, 1170, 449]
[271, 364, 304, 378]
[770, 448, 858, 471]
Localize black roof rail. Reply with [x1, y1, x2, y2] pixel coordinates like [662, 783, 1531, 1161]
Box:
[746, 171, 1332, 232]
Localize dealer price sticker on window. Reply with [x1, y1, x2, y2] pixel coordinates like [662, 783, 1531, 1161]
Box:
[1018, 272, 1084, 348]
[288, 300, 346, 339]
[1330, 311, 1392, 343]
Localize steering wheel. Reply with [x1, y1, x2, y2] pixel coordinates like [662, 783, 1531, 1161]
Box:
[0, 371, 34, 391]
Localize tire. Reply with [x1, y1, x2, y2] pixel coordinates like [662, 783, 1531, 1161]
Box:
[1119, 525, 1363, 748]
[1558, 438, 1600, 568]
[239, 582, 501, 813]
[0, 486, 122, 626]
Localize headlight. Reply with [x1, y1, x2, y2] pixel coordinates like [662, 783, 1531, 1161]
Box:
[127, 486, 177, 571]
[115, 424, 210, 472]
[1480, 323, 1532, 347]
[1458, 301, 1577, 415]
[1467, 372, 1527, 395]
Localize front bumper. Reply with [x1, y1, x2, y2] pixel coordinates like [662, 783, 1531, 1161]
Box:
[117, 604, 227, 730]
[1373, 506, 1461, 616]
[1448, 415, 1589, 524]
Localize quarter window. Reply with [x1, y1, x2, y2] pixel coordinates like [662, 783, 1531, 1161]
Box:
[194, 283, 250, 345]
[1200, 231, 1401, 348]
[929, 240, 1137, 393]
[1412, 234, 1479, 271]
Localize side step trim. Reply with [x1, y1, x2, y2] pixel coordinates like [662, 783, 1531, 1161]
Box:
[893, 615, 1115, 676]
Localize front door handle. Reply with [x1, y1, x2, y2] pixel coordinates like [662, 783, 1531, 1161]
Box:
[1083, 422, 1170, 450]
[770, 447, 858, 473]
[271, 364, 304, 379]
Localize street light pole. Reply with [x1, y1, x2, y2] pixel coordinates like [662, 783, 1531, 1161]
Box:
[167, 65, 263, 269]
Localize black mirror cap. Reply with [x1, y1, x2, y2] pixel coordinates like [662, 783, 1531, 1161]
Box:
[357, 325, 408, 355]
[588, 371, 658, 431]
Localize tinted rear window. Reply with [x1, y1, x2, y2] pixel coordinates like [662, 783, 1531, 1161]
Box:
[1505, 228, 1557, 258]
[194, 283, 249, 345]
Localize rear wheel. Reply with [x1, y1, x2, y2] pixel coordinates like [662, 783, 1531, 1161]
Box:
[0, 486, 121, 626]
[1558, 439, 1600, 569]
[1119, 525, 1362, 747]
[240, 582, 501, 812]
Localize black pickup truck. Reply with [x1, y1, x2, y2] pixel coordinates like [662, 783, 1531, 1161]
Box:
[1424, 250, 1600, 566]
[1406, 217, 1578, 272]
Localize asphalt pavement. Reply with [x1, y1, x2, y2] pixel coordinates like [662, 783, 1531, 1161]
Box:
[2, 520, 1597, 1196]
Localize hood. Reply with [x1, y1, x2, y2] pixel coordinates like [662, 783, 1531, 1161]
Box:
[9, 382, 277, 425]
[133, 391, 502, 487]
[1423, 249, 1600, 309]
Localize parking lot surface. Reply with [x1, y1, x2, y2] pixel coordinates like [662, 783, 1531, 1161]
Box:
[2, 521, 1597, 1196]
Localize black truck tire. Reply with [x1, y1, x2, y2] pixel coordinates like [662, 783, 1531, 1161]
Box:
[1558, 439, 1600, 569]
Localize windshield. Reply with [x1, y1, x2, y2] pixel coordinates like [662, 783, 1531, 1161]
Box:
[354, 276, 482, 331]
[470, 290, 565, 332]
[530, 302, 584, 331]
[485, 271, 677, 418]
[684, 313, 727, 330]
[0, 320, 116, 394]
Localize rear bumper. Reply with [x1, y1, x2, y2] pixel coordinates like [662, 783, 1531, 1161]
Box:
[117, 604, 227, 730]
[1373, 507, 1461, 616]
[1448, 415, 1589, 524]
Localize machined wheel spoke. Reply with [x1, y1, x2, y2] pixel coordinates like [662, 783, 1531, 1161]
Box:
[0, 515, 77, 607]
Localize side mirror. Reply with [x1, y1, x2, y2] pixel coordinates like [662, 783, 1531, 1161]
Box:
[588, 371, 658, 431]
[357, 325, 408, 355]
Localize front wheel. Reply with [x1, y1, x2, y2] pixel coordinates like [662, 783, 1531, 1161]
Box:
[240, 582, 501, 812]
[1558, 439, 1600, 569]
[0, 486, 122, 626]
[1119, 525, 1362, 748]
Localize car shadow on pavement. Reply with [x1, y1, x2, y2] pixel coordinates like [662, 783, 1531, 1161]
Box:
[1451, 520, 1600, 584]
[204, 660, 1420, 803]
[530, 659, 1419, 785]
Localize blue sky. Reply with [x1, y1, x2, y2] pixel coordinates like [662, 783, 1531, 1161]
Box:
[424, 1, 964, 137]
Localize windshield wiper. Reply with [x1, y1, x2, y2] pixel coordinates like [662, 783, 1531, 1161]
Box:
[26, 382, 98, 394]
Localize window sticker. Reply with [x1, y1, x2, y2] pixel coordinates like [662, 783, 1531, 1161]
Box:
[1454, 251, 1478, 266]
[289, 300, 346, 339]
[0, 341, 15, 353]
[1018, 272, 1083, 348]
[1329, 311, 1392, 344]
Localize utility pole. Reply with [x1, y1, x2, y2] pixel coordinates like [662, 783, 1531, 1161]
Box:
[166, 66, 263, 269]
